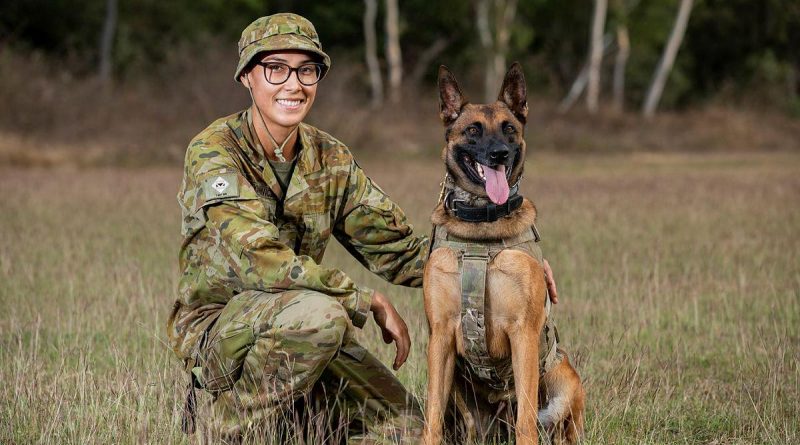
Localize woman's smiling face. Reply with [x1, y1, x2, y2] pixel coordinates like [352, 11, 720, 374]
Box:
[242, 50, 319, 130]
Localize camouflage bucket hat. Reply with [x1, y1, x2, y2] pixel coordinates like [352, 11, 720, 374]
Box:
[235, 13, 331, 82]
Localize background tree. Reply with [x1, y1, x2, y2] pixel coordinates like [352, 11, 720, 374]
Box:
[98, 0, 117, 87]
[587, 0, 608, 114]
[475, 0, 519, 102]
[384, 0, 402, 103]
[610, 0, 632, 112]
[400, 0, 472, 87]
[643, 0, 694, 117]
[1, 0, 799, 115]
[557, 33, 612, 114]
[363, 0, 383, 108]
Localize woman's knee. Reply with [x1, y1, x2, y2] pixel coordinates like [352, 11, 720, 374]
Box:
[199, 290, 351, 392]
[272, 290, 350, 351]
[244, 291, 350, 393]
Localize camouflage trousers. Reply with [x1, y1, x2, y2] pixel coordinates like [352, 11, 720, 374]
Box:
[191, 289, 423, 444]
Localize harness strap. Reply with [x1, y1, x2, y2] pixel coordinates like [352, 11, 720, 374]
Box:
[460, 245, 497, 382]
[540, 294, 561, 374]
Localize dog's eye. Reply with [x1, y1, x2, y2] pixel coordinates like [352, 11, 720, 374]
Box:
[503, 124, 516, 135]
[466, 126, 481, 137]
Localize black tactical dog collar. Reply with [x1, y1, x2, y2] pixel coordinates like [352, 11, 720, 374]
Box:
[445, 188, 523, 222]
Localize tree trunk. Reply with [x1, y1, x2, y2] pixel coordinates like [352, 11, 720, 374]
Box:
[558, 33, 613, 114]
[587, 0, 608, 114]
[642, 0, 694, 117]
[612, 24, 629, 112]
[410, 36, 451, 86]
[494, 0, 517, 100]
[475, 0, 494, 101]
[98, 0, 117, 86]
[385, 0, 402, 104]
[363, 0, 383, 108]
[475, 0, 518, 102]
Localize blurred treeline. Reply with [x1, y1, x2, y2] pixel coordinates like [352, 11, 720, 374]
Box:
[1, 0, 799, 165]
[4, 0, 798, 109]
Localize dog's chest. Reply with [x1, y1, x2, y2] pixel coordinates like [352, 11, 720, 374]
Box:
[429, 227, 544, 350]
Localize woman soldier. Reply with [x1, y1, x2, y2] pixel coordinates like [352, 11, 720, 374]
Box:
[169, 13, 428, 443]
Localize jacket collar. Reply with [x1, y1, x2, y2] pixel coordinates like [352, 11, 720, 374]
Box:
[239, 109, 323, 202]
[283, 122, 324, 203]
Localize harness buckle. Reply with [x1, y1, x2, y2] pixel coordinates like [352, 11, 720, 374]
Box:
[462, 253, 488, 261]
[444, 190, 467, 216]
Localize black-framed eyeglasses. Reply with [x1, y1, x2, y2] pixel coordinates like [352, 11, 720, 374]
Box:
[254, 61, 326, 86]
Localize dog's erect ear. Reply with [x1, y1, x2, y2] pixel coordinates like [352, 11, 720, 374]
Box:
[497, 62, 528, 124]
[438, 65, 467, 126]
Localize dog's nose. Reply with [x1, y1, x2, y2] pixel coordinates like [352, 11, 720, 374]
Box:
[489, 148, 509, 162]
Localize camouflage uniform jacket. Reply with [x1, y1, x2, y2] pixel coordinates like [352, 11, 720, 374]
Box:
[168, 109, 429, 361]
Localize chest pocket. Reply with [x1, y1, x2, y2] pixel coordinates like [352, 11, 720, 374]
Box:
[254, 184, 277, 218]
[300, 211, 332, 262]
[256, 185, 301, 250]
[292, 173, 334, 261]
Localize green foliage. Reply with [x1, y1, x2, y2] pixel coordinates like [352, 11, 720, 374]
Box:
[1, 0, 798, 111]
[685, 0, 800, 105]
[0, 0, 105, 71]
[399, 0, 475, 74]
[114, 0, 266, 73]
[518, 0, 592, 89]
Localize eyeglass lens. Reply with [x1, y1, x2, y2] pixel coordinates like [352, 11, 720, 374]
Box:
[263, 62, 322, 86]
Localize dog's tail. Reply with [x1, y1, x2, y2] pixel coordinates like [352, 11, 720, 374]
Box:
[565, 384, 585, 444]
[538, 353, 585, 444]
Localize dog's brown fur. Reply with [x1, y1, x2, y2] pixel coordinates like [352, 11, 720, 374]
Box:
[422, 64, 585, 445]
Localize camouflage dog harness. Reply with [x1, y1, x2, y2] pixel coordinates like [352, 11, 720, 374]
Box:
[431, 225, 561, 394]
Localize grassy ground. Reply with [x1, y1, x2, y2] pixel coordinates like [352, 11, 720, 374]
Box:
[1, 152, 798, 444]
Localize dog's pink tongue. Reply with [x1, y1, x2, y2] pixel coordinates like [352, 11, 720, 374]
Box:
[484, 164, 509, 205]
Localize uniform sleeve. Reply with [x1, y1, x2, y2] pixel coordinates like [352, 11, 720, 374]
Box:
[333, 162, 430, 288]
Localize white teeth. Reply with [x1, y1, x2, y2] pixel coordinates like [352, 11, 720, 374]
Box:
[277, 99, 302, 107]
[475, 162, 485, 180]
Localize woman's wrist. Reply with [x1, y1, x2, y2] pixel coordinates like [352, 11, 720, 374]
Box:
[370, 291, 386, 313]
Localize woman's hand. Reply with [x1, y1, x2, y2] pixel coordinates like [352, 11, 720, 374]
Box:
[370, 291, 411, 370]
[543, 259, 559, 304]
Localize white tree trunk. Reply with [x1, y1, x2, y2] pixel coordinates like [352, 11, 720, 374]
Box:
[475, 0, 494, 102]
[493, 0, 517, 100]
[363, 0, 383, 108]
[385, 0, 403, 104]
[613, 24, 629, 112]
[410, 36, 450, 86]
[98, 0, 117, 85]
[476, 0, 518, 102]
[587, 0, 608, 114]
[643, 0, 694, 117]
[558, 33, 613, 114]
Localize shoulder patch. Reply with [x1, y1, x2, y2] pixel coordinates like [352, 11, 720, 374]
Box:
[203, 173, 240, 200]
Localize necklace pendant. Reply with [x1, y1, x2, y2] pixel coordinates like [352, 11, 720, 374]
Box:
[274, 148, 286, 162]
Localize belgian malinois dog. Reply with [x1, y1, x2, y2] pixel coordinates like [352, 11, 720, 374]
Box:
[422, 63, 585, 445]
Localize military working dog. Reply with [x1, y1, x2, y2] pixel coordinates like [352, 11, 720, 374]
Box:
[422, 63, 585, 445]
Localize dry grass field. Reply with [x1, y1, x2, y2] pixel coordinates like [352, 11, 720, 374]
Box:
[1, 151, 798, 444]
